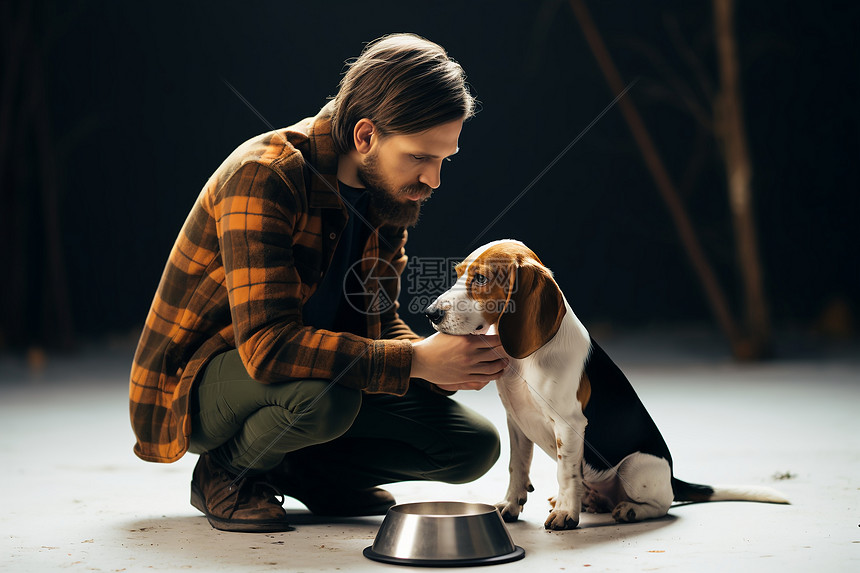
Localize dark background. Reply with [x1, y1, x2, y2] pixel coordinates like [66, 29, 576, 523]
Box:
[2, 0, 858, 354]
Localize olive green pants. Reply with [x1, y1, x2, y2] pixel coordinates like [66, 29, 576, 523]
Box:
[188, 349, 500, 487]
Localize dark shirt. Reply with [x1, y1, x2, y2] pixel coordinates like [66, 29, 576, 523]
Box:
[301, 181, 371, 335]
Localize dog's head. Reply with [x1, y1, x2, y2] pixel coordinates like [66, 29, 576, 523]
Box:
[424, 239, 566, 359]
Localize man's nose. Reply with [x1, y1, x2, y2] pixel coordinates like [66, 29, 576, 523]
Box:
[418, 164, 442, 189]
[424, 305, 446, 324]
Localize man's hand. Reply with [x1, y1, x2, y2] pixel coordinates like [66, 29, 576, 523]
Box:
[410, 332, 509, 391]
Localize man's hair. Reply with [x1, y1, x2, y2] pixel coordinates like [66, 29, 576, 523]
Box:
[330, 33, 477, 154]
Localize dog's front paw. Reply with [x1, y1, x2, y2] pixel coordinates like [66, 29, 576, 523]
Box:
[544, 509, 579, 530]
[611, 502, 639, 523]
[495, 500, 523, 523]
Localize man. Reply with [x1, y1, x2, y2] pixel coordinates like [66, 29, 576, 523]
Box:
[129, 33, 507, 533]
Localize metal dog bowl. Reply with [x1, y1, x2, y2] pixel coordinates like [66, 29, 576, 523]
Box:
[363, 501, 525, 567]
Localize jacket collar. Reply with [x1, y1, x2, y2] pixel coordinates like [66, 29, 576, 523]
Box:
[288, 103, 407, 253]
[290, 101, 344, 210]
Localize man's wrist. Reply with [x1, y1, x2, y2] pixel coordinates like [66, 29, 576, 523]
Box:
[409, 339, 427, 381]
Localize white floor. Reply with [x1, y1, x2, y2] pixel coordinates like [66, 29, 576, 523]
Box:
[2, 331, 859, 572]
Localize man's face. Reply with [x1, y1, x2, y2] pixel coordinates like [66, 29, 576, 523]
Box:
[357, 118, 463, 227]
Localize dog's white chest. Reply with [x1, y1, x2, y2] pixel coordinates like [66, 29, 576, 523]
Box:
[496, 367, 561, 459]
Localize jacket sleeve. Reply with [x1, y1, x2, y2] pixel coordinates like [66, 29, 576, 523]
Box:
[213, 161, 413, 395]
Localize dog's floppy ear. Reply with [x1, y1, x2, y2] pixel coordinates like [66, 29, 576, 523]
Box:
[498, 261, 566, 359]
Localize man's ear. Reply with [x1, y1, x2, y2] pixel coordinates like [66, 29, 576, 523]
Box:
[498, 262, 566, 359]
[353, 119, 375, 153]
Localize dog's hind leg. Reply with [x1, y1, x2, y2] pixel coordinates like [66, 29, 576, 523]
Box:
[495, 415, 535, 522]
[611, 452, 674, 522]
[581, 480, 616, 513]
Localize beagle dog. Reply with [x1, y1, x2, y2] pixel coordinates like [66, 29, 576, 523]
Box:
[424, 239, 788, 530]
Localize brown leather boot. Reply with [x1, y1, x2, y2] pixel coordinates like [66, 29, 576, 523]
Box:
[190, 453, 292, 532]
[267, 458, 395, 517]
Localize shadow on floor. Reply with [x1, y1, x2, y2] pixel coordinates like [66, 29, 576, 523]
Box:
[115, 511, 679, 569]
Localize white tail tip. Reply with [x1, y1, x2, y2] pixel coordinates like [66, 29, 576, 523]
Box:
[709, 485, 790, 504]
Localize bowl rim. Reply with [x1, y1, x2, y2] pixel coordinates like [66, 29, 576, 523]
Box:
[387, 501, 500, 518]
[362, 544, 526, 567]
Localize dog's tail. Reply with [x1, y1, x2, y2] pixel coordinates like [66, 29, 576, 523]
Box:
[671, 477, 790, 505]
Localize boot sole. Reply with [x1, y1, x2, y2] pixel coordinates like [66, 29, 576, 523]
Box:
[190, 483, 293, 533]
[275, 477, 396, 517]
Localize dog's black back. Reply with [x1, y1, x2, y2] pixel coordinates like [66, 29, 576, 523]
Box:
[581, 337, 673, 472]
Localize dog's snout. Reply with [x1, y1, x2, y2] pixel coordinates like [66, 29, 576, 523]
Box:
[424, 306, 446, 325]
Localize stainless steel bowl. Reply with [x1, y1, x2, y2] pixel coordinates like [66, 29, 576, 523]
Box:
[363, 501, 525, 567]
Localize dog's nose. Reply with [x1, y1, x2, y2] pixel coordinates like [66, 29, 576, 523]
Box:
[424, 306, 446, 325]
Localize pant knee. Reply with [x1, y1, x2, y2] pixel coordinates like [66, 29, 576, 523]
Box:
[441, 421, 501, 484]
[294, 382, 362, 444]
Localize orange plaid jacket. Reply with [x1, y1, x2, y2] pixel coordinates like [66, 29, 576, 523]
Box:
[130, 103, 424, 463]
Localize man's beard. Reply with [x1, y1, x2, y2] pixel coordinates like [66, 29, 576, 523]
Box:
[357, 151, 433, 228]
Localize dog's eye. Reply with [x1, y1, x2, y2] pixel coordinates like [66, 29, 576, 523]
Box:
[473, 273, 489, 286]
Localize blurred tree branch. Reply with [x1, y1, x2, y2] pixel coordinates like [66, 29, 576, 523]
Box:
[568, 0, 771, 359]
[0, 0, 75, 351]
[713, 0, 771, 355]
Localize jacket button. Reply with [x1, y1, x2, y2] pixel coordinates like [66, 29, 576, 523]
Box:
[329, 232, 336, 240]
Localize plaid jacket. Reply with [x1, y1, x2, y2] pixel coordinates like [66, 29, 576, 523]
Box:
[130, 103, 424, 463]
